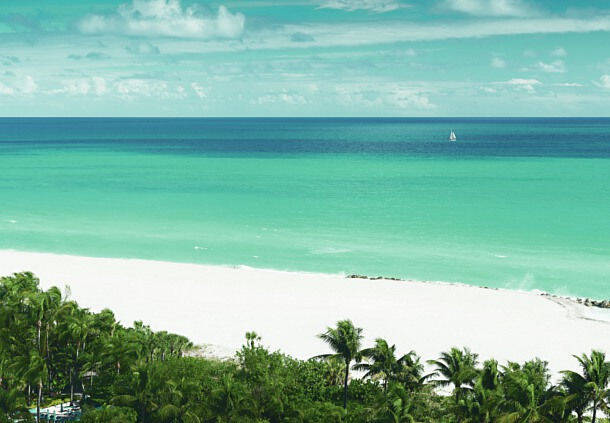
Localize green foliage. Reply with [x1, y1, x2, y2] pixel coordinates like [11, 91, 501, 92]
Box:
[81, 406, 138, 423]
[317, 319, 364, 409]
[561, 350, 610, 423]
[2, 272, 610, 423]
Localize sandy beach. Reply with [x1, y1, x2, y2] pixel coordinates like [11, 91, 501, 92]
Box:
[1, 249, 608, 375]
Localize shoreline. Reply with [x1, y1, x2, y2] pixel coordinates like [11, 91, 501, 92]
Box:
[4, 248, 608, 307]
[346, 273, 610, 310]
[0, 249, 609, 375]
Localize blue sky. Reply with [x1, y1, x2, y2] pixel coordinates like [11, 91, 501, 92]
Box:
[1, 0, 610, 116]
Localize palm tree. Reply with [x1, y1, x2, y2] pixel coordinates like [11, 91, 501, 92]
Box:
[498, 359, 553, 423]
[562, 369, 590, 423]
[103, 330, 141, 375]
[457, 360, 502, 423]
[39, 286, 66, 394]
[15, 351, 47, 423]
[157, 379, 201, 423]
[63, 307, 93, 404]
[428, 347, 478, 402]
[386, 384, 416, 423]
[111, 362, 159, 421]
[316, 319, 363, 409]
[396, 351, 429, 392]
[323, 356, 346, 387]
[211, 373, 251, 420]
[354, 338, 398, 393]
[561, 350, 609, 423]
[245, 331, 261, 350]
[0, 387, 33, 423]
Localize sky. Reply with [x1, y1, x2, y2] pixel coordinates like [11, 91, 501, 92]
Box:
[1, 0, 610, 116]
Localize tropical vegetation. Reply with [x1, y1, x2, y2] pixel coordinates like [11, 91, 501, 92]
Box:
[1, 272, 609, 422]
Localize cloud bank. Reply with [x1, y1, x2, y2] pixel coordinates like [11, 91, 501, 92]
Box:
[491, 57, 506, 68]
[596, 75, 610, 89]
[318, 0, 403, 13]
[500, 78, 541, 91]
[551, 47, 567, 57]
[444, 0, 534, 17]
[0, 75, 37, 96]
[251, 15, 610, 52]
[78, 0, 245, 39]
[537, 60, 565, 73]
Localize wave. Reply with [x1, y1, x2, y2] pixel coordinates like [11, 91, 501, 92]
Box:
[309, 247, 352, 255]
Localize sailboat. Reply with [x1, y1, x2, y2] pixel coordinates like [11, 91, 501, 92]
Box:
[449, 130, 457, 142]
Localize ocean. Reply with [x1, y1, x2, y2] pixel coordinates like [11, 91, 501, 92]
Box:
[1, 118, 608, 299]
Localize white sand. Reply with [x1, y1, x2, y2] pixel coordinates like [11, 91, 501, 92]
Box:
[1, 250, 608, 375]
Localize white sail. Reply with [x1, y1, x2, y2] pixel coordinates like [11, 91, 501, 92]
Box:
[449, 130, 456, 141]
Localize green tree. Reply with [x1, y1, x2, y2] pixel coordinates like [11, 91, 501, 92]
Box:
[561, 369, 590, 423]
[111, 362, 160, 421]
[81, 406, 137, 423]
[428, 347, 479, 403]
[14, 351, 47, 423]
[354, 338, 398, 393]
[561, 350, 610, 423]
[385, 384, 416, 423]
[456, 359, 502, 423]
[395, 351, 429, 393]
[498, 359, 554, 423]
[317, 320, 364, 409]
[210, 373, 250, 421]
[156, 378, 201, 423]
[0, 387, 34, 423]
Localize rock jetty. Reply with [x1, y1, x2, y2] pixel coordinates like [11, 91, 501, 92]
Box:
[346, 274, 610, 309]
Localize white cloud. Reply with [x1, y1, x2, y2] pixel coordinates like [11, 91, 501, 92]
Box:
[551, 47, 567, 57]
[62, 80, 91, 95]
[307, 83, 319, 92]
[115, 79, 169, 97]
[386, 88, 435, 109]
[0, 75, 37, 96]
[318, 0, 402, 13]
[51, 77, 108, 96]
[554, 82, 582, 87]
[92, 77, 108, 95]
[254, 92, 307, 105]
[0, 82, 15, 95]
[45, 77, 193, 99]
[21, 76, 37, 94]
[500, 78, 541, 91]
[444, 0, 534, 17]
[191, 82, 206, 98]
[335, 83, 435, 110]
[537, 60, 565, 73]
[249, 15, 610, 52]
[596, 75, 610, 89]
[79, 0, 245, 39]
[491, 57, 506, 68]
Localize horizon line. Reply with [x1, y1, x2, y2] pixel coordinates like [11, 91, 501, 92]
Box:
[1, 116, 610, 119]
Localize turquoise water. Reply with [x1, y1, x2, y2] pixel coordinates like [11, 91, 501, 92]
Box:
[1, 118, 609, 298]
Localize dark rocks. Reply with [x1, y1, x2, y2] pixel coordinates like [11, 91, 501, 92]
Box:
[573, 298, 610, 308]
[346, 274, 403, 281]
[345, 274, 610, 309]
[590, 299, 610, 308]
[542, 292, 610, 309]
